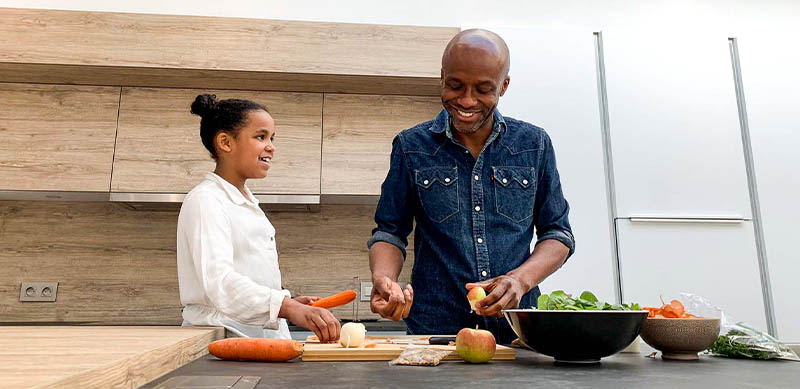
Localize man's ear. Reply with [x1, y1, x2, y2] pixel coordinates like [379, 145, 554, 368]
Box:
[214, 131, 234, 155]
[499, 76, 511, 97]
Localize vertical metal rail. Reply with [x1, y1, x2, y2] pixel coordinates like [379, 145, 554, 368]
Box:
[728, 37, 778, 337]
[594, 32, 624, 305]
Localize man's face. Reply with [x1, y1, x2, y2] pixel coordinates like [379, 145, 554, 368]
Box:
[441, 45, 509, 135]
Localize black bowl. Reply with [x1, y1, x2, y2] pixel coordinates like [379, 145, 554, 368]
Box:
[503, 309, 648, 363]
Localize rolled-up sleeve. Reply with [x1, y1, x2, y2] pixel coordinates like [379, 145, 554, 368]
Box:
[367, 135, 415, 259]
[533, 132, 576, 260]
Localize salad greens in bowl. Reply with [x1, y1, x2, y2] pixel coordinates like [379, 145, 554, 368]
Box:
[503, 290, 648, 363]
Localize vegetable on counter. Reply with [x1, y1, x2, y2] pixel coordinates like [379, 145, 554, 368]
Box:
[310, 289, 357, 309]
[535, 290, 641, 311]
[709, 330, 772, 359]
[208, 338, 303, 362]
[643, 298, 696, 318]
[339, 322, 367, 348]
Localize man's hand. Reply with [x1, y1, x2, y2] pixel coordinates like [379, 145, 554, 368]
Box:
[292, 296, 320, 305]
[370, 276, 413, 321]
[279, 297, 341, 343]
[466, 275, 529, 317]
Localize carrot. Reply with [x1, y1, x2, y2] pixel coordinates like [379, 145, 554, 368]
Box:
[647, 299, 697, 318]
[364, 343, 378, 348]
[310, 289, 357, 309]
[208, 338, 303, 362]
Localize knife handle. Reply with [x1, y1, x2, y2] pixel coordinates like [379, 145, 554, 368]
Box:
[428, 336, 456, 345]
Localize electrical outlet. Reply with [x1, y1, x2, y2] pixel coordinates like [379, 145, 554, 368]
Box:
[359, 281, 408, 302]
[360, 282, 372, 302]
[19, 282, 58, 302]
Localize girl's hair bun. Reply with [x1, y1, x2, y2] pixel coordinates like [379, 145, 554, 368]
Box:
[190, 94, 219, 117]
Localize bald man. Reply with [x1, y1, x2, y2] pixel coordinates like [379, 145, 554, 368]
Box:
[368, 29, 574, 343]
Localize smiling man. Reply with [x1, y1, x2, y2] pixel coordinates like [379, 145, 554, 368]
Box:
[367, 29, 575, 343]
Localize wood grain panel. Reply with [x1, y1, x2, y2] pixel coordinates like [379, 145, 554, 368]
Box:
[322, 94, 443, 195]
[0, 82, 120, 191]
[0, 326, 222, 389]
[274, 205, 415, 320]
[0, 201, 182, 324]
[0, 62, 443, 97]
[0, 201, 413, 323]
[112, 87, 322, 194]
[0, 8, 457, 84]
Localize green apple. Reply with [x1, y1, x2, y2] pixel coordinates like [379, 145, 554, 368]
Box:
[456, 327, 496, 363]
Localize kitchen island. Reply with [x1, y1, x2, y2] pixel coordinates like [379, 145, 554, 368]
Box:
[0, 326, 223, 388]
[142, 347, 799, 388]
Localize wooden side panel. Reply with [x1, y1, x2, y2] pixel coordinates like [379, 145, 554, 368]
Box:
[0, 83, 119, 191]
[112, 87, 322, 194]
[322, 94, 442, 195]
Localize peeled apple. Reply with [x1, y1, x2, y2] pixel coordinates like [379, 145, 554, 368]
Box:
[339, 322, 366, 348]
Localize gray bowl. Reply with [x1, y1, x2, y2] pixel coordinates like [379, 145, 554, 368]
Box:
[503, 309, 649, 363]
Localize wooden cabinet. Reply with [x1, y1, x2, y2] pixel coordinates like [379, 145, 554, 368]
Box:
[321, 94, 442, 196]
[0, 83, 119, 192]
[0, 8, 457, 96]
[112, 87, 322, 194]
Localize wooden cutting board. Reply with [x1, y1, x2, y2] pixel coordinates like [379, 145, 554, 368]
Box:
[301, 335, 515, 362]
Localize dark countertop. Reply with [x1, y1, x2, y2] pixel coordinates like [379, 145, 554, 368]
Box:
[142, 348, 799, 388]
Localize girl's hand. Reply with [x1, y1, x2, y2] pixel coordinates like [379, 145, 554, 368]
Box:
[280, 298, 341, 343]
[293, 296, 320, 305]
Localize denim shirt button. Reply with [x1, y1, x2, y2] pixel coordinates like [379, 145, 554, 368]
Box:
[523, 179, 529, 185]
[481, 270, 488, 277]
[502, 178, 508, 184]
[474, 175, 480, 181]
[474, 205, 481, 212]
[423, 179, 429, 185]
[444, 178, 451, 183]
[477, 237, 483, 244]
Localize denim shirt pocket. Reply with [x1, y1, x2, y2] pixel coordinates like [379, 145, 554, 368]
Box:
[492, 166, 536, 223]
[415, 166, 459, 223]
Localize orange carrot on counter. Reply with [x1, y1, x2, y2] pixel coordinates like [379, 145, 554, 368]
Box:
[310, 290, 357, 309]
[208, 338, 303, 362]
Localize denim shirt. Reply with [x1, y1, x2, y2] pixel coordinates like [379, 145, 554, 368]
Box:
[368, 109, 575, 343]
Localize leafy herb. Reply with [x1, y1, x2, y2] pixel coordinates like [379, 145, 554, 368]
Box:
[535, 290, 640, 311]
[709, 330, 776, 360]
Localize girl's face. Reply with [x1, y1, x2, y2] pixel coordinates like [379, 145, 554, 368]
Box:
[231, 110, 276, 179]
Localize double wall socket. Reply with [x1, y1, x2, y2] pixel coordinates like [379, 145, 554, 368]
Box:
[19, 282, 58, 302]
[359, 281, 407, 302]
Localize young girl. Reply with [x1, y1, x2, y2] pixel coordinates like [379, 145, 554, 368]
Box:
[177, 94, 341, 342]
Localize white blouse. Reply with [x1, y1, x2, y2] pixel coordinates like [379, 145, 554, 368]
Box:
[177, 172, 291, 339]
